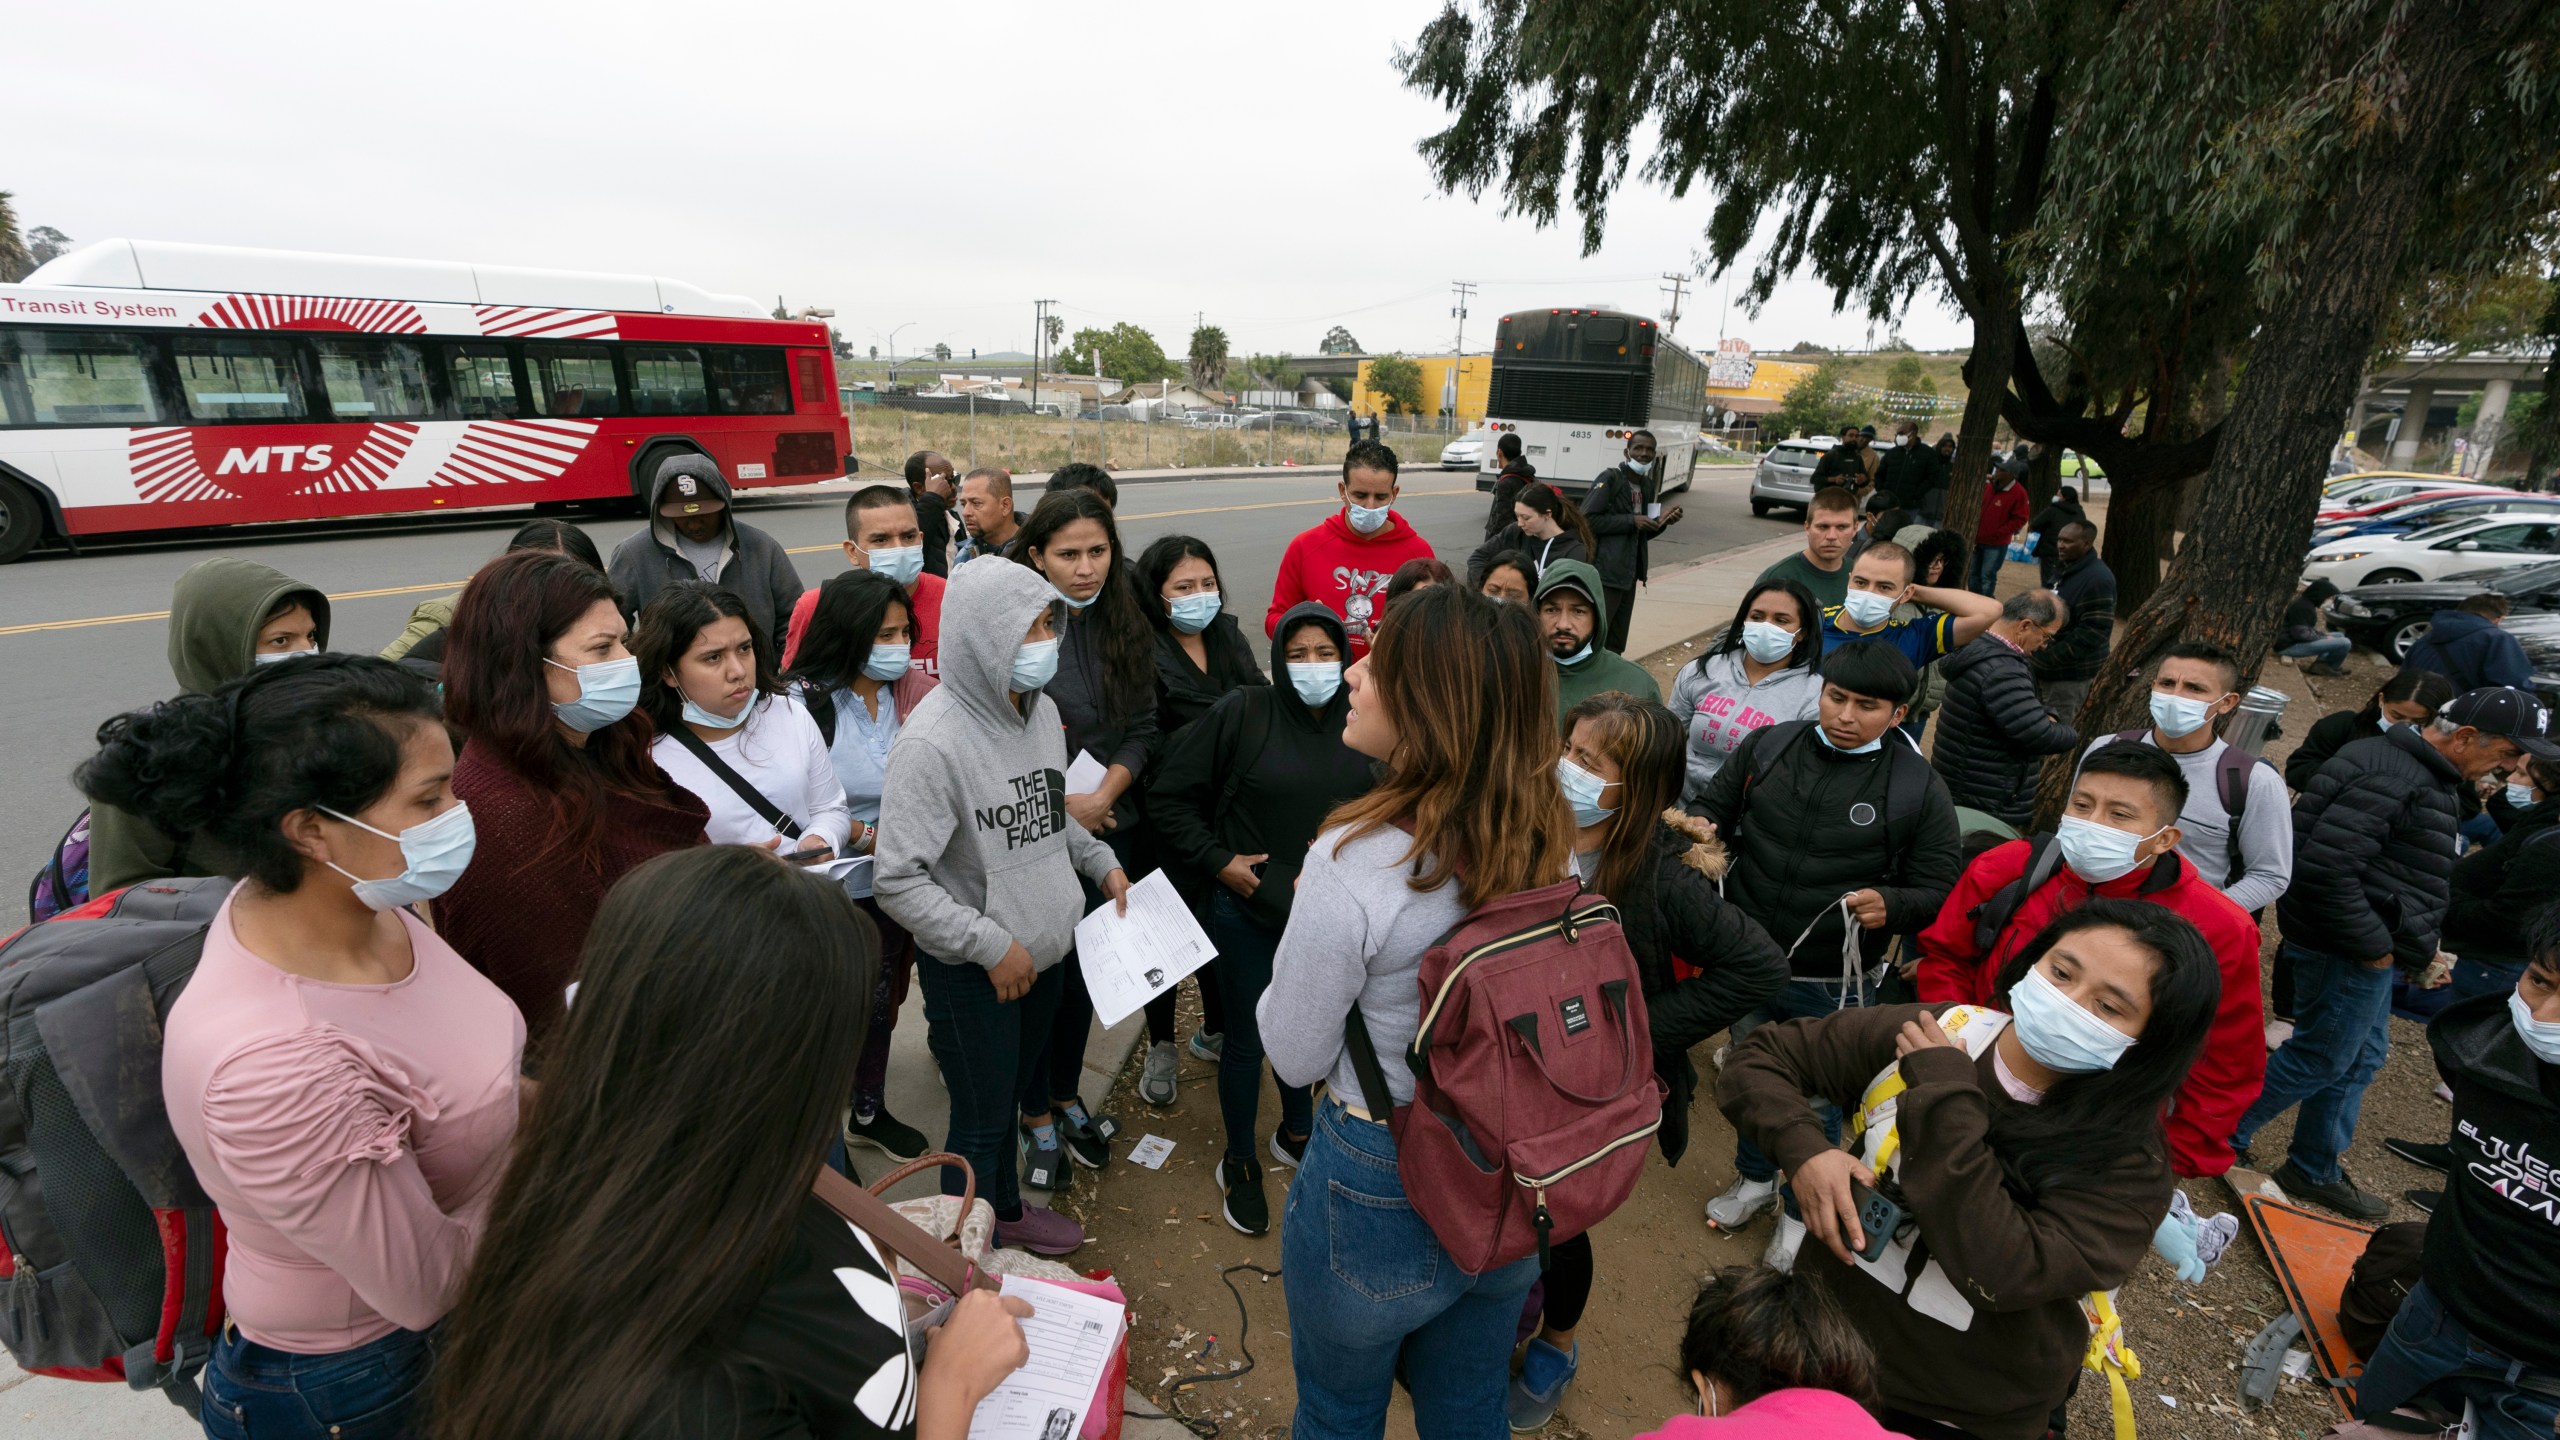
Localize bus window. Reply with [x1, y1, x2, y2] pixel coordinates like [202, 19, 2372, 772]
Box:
[4, 329, 167, 426]
[710, 346, 791, 415]
[313, 338, 433, 421]
[629, 346, 709, 416]
[173, 335, 308, 423]
[443, 343, 522, 420]
[525, 343, 621, 417]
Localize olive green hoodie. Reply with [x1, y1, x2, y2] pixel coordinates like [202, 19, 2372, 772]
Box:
[1536, 558, 1660, 726]
[87, 560, 333, 892]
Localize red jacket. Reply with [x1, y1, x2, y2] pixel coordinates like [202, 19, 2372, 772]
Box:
[1975, 479, 2031, 547]
[1264, 509, 1437, 657]
[780, 571, 945, 678]
[1915, 838, 2265, 1178]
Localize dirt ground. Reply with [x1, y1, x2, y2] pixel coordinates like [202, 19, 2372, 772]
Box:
[1058, 641, 2451, 1440]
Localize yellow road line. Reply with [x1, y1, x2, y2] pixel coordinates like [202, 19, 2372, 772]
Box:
[0, 488, 1479, 637]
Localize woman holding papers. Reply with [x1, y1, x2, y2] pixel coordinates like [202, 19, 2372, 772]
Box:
[434, 845, 1038, 1440]
[1148, 599, 1376, 1236]
[1013, 490, 1162, 1179]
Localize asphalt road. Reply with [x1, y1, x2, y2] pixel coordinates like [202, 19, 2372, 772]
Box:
[0, 464, 1774, 923]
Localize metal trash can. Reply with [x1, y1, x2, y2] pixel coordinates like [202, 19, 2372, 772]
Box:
[2225, 685, 2291, 756]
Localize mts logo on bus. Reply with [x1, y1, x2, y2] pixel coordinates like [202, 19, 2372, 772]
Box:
[217, 444, 338, 474]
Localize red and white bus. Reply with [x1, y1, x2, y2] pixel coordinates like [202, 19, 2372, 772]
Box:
[0, 239, 852, 563]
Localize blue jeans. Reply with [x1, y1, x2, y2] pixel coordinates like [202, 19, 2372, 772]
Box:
[201, 1324, 435, 1440]
[2356, 1281, 2560, 1440]
[917, 955, 1066, 1218]
[2279, 634, 2352, 668]
[1209, 891, 1312, 1163]
[2450, 955, 2525, 1004]
[2232, 943, 2394, 1184]
[1282, 1102, 1539, 1440]
[1967, 543, 2006, 596]
[1732, 980, 1862, 1184]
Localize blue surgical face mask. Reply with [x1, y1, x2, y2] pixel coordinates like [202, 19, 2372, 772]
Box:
[2505, 780, 2537, 809]
[2008, 964, 2138, 1074]
[2149, 690, 2224, 740]
[1051, 582, 1097, 612]
[680, 691, 753, 730]
[1557, 757, 1618, 829]
[1011, 637, 1061, 693]
[1345, 502, 1392, 535]
[1555, 641, 1593, 667]
[1626, 458, 1653, 476]
[863, 644, 912, 682]
[546, 654, 641, 733]
[1168, 591, 1222, 634]
[1816, 724, 1884, 755]
[2056, 815, 2165, 885]
[254, 647, 319, 666]
[865, 544, 924, 588]
[318, 801, 477, 911]
[1741, 620, 1796, 664]
[1841, 588, 1895, 628]
[2509, 990, 2560, 1065]
[1287, 661, 1343, 707]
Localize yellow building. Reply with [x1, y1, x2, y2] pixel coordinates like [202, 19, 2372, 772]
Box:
[1351, 354, 1492, 425]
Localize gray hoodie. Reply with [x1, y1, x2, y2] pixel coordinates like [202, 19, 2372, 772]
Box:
[873, 556, 1120, 970]
[605, 454, 804, 646]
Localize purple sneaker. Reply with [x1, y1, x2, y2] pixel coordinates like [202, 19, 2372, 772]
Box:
[993, 1203, 1087, 1256]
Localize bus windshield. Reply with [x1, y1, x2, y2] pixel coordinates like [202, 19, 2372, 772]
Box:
[1498, 311, 1643, 367]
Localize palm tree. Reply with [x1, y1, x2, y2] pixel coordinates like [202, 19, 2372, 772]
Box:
[0, 192, 32, 284]
[1187, 324, 1229, 391]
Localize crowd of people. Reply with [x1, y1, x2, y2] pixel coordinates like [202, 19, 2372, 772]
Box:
[46, 434, 2560, 1440]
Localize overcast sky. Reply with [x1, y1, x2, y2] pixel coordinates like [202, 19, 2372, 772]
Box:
[14, 3, 1971, 362]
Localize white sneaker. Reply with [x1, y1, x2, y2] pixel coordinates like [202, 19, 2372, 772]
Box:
[2264, 1019, 2296, 1050]
[1712, 1043, 1731, 1071]
[1706, 1174, 1780, 1230]
[1764, 1212, 1807, 1272]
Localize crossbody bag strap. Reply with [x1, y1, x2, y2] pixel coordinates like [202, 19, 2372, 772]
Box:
[668, 723, 804, 840]
[809, 1165, 993, 1295]
[1341, 1004, 1399, 1118]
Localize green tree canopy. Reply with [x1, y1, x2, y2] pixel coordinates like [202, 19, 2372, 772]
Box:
[1769, 363, 1857, 441]
[1367, 354, 1426, 415]
[1055, 322, 1179, 382]
[1319, 325, 1362, 355]
[1187, 324, 1230, 390]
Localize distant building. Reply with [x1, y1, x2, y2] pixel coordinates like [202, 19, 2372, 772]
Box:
[1351, 354, 1490, 425]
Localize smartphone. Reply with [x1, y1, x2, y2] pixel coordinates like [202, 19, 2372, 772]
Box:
[1846, 1177, 1904, 1263]
[783, 848, 835, 867]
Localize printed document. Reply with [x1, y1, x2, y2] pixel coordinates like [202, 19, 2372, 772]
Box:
[1064, 750, 1109, 796]
[967, 1275, 1126, 1440]
[1075, 869, 1217, 1027]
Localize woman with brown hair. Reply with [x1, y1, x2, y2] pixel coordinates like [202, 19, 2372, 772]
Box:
[437, 549, 706, 1055]
[1258, 582, 1577, 1438]
[1468, 480, 1595, 587]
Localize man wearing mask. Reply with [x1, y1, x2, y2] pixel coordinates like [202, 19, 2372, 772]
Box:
[2081, 642, 2294, 915]
[608, 453, 803, 645]
[1816, 541, 2001, 661]
[780, 484, 946, 678]
[1918, 742, 2265, 1180]
[2030, 519, 2115, 723]
[1968, 461, 2032, 595]
[1755, 486, 1863, 609]
[1534, 559, 1659, 722]
[1930, 590, 2081, 826]
[1583, 429, 1683, 652]
[1874, 419, 1948, 516]
[957, 465, 1024, 561]
[2235, 686, 2551, 1219]
[1264, 439, 1434, 657]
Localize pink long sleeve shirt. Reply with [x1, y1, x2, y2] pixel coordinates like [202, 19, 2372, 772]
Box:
[163, 889, 523, 1352]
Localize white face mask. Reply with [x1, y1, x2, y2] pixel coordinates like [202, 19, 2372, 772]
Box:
[1741, 620, 1796, 664]
[2510, 990, 2560, 1065]
[2149, 691, 2227, 740]
[2056, 815, 2166, 884]
[2008, 964, 2139, 1073]
[254, 647, 320, 666]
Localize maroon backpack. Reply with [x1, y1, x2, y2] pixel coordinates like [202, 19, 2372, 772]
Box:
[1344, 877, 1664, 1274]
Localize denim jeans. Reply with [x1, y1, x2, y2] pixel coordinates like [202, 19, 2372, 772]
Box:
[1281, 1102, 1539, 1440]
[1732, 980, 1862, 1184]
[2279, 634, 2352, 668]
[2450, 955, 2525, 1004]
[201, 1324, 436, 1440]
[1968, 543, 2007, 596]
[1209, 890, 1312, 1163]
[917, 954, 1065, 1218]
[852, 896, 916, 1116]
[2356, 1280, 2560, 1440]
[2232, 943, 2394, 1184]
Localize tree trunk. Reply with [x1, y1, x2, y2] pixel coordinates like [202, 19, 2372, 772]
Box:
[2032, 2, 2526, 828]
[2088, 457, 2194, 612]
[1942, 303, 2018, 542]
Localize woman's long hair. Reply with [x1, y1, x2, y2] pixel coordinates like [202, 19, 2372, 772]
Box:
[1135, 534, 1224, 637]
[505, 516, 606, 575]
[1701, 578, 1820, 673]
[432, 846, 878, 1440]
[1984, 898, 2220, 1195]
[785, 569, 912, 694]
[633, 582, 783, 735]
[1014, 488, 1152, 724]
[1326, 584, 1572, 907]
[2358, 666, 2456, 723]
[1517, 481, 1597, 556]
[1561, 691, 1684, 903]
[442, 550, 667, 857]
[1910, 529, 1968, 589]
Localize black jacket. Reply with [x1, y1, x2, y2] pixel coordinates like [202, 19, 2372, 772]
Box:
[1931, 635, 2082, 826]
[2278, 728, 2462, 966]
[1697, 723, 1963, 980]
[1812, 443, 1870, 489]
[1467, 525, 1590, 588]
[1049, 606, 1161, 836]
[1145, 602, 1374, 930]
[2406, 609, 2534, 690]
[2285, 708, 2380, 790]
[916, 490, 954, 577]
[2442, 797, 2560, 970]
[1152, 612, 1268, 740]
[2032, 552, 2117, 684]
[2412, 995, 2560, 1375]
[1875, 441, 1949, 509]
[1582, 462, 1658, 590]
[2027, 499, 2084, 562]
[1617, 822, 1788, 1166]
[1484, 459, 1538, 539]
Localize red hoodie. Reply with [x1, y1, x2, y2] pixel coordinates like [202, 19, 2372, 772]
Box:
[1264, 508, 1437, 656]
[1915, 837, 2265, 1178]
[1975, 478, 2031, 547]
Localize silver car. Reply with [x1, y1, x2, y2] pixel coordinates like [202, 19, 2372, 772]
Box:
[1750, 439, 1830, 516]
[1439, 432, 1488, 470]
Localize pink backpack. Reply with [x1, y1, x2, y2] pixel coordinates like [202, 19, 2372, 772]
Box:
[1344, 877, 1664, 1274]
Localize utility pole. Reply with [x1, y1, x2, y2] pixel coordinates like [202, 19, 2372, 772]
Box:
[1660, 273, 1689, 336]
[1031, 299, 1056, 417]
[1449, 280, 1476, 435]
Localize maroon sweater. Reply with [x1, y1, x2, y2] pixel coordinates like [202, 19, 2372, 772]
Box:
[438, 737, 706, 1058]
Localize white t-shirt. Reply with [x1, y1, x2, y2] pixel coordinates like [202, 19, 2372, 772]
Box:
[653, 693, 855, 855]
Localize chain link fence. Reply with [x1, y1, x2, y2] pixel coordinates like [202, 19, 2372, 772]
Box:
[848, 407, 1476, 477]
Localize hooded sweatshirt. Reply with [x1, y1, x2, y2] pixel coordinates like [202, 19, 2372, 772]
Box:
[605, 455, 805, 647]
[88, 559, 332, 893]
[1145, 602, 1377, 931]
[1263, 507, 1436, 657]
[1538, 559, 1661, 724]
[2405, 608, 2534, 691]
[872, 557, 1121, 971]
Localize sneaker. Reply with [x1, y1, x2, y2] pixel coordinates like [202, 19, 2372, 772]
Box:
[2384, 1137, 2453, 1172]
[1763, 1212, 1807, 1271]
[2405, 1188, 2441, 1214]
[1706, 1175, 1780, 1230]
[1506, 1336, 1579, 1432]
[844, 1105, 928, 1164]
[2272, 1160, 2390, 1222]
[1269, 1128, 1308, 1169]
[1056, 1101, 1115, 1170]
[993, 1203, 1086, 1256]
[1140, 1040, 1180, 1107]
[2433, 1081, 2454, 1103]
[1711, 1042, 1731, 1071]
[1217, 1154, 1269, 1236]
[2264, 1019, 2296, 1050]
[1189, 1029, 1224, 1062]
[1021, 1119, 1067, 1193]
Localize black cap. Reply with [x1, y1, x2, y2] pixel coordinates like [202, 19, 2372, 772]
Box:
[2443, 686, 2560, 760]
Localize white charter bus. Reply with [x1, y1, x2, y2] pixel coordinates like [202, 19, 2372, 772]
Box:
[1476, 307, 1708, 498]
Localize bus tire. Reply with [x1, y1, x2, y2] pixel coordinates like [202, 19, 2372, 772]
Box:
[0, 475, 47, 564]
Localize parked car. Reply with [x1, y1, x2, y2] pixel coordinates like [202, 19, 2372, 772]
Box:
[2504, 611, 2560, 706]
[2313, 491, 2560, 544]
[2327, 559, 2560, 660]
[2303, 512, 2560, 589]
[1750, 438, 1831, 516]
[1234, 410, 1335, 432]
[1439, 431, 1490, 470]
[2318, 474, 2500, 513]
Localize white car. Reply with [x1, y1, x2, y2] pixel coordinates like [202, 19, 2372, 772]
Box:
[1440, 431, 1489, 470]
[2303, 511, 2560, 588]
